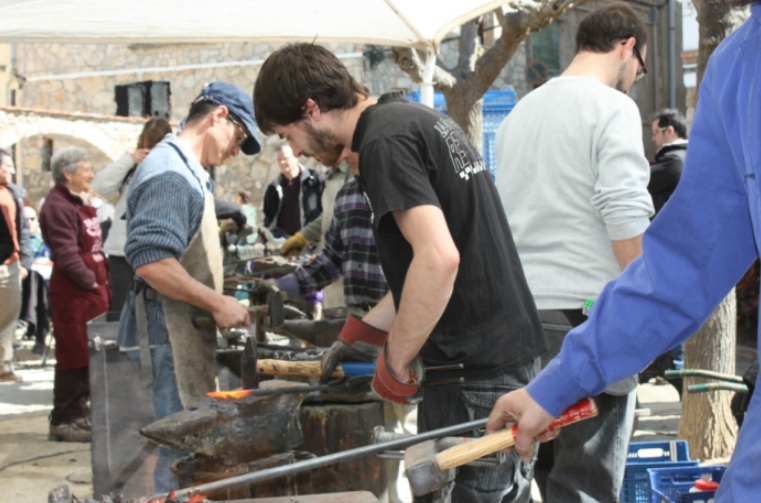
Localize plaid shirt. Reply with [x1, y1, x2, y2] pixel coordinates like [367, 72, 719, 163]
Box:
[296, 178, 387, 306]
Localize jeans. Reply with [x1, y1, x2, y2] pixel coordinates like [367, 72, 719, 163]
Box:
[415, 358, 541, 503]
[127, 346, 184, 493]
[535, 310, 636, 503]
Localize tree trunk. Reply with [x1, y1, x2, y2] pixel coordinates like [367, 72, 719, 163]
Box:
[693, 0, 749, 85]
[678, 290, 738, 460]
[677, 0, 749, 461]
[444, 87, 484, 153]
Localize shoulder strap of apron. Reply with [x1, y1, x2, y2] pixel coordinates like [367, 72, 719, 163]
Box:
[134, 142, 204, 388]
[167, 142, 205, 193]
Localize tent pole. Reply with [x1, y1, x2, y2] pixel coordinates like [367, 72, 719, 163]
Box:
[420, 45, 436, 108]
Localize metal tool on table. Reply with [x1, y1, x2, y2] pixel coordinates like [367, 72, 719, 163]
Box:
[207, 375, 374, 399]
[405, 398, 599, 496]
[208, 361, 466, 399]
[255, 359, 464, 379]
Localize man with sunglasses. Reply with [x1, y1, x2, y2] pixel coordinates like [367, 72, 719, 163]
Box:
[117, 82, 260, 493]
[493, 3, 653, 502]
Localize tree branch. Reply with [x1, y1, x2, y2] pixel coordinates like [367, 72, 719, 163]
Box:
[392, 47, 457, 90]
[473, 0, 596, 96]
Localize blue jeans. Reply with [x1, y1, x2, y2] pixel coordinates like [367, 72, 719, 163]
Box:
[127, 346, 184, 494]
[415, 359, 540, 503]
[535, 310, 636, 503]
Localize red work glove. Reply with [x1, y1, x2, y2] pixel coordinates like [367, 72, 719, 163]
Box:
[372, 343, 424, 405]
[320, 315, 388, 382]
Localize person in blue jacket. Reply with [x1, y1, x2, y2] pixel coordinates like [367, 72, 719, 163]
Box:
[487, 2, 761, 501]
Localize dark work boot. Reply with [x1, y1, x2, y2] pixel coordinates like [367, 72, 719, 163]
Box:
[49, 422, 91, 442]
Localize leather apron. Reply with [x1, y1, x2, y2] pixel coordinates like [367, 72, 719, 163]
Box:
[157, 144, 223, 407]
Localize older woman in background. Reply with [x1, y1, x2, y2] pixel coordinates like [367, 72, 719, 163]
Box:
[40, 147, 110, 442]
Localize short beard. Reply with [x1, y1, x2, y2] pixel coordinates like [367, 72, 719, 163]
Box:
[302, 120, 345, 167]
[614, 64, 628, 93]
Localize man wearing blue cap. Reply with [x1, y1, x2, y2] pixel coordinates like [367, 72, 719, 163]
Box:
[117, 81, 260, 492]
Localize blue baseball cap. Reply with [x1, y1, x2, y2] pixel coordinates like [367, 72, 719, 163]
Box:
[192, 81, 261, 155]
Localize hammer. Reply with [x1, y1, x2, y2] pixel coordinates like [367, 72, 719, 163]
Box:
[255, 359, 464, 380]
[192, 288, 285, 329]
[405, 397, 599, 496]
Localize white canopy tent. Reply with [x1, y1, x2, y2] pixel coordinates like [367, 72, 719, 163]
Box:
[0, 0, 507, 105]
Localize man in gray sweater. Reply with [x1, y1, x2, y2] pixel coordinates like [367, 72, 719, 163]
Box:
[495, 3, 654, 502]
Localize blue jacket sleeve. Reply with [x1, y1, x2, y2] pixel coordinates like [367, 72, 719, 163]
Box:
[528, 62, 758, 416]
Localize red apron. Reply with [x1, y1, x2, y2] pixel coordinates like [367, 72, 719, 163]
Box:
[49, 203, 110, 370]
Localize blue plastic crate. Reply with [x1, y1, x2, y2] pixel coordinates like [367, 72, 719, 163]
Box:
[648, 465, 725, 503]
[620, 440, 698, 503]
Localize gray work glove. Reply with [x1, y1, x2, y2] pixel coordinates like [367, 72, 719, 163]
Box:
[320, 315, 388, 382]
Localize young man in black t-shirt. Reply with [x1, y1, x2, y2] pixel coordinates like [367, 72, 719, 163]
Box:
[254, 43, 547, 503]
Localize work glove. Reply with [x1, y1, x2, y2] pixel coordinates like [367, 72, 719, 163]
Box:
[372, 343, 424, 405]
[320, 315, 388, 382]
[280, 232, 310, 258]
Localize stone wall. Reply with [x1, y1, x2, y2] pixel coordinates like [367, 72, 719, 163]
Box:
[0, 107, 146, 206]
[13, 42, 368, 217]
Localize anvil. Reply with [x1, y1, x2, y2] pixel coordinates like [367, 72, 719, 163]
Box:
[140, 380, 308, 464]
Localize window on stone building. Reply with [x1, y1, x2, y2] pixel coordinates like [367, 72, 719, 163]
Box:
[115, 80, 171, 120]
[532, 22, 560, 78]
[41, 138, 53, 172]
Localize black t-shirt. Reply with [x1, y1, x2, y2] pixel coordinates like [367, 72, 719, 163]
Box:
[353, 94, 547, 379]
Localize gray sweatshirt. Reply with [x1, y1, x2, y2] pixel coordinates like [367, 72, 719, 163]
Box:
[495, 76, 654, 309]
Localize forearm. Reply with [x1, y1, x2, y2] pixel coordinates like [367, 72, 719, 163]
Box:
[136, 257, 225, 313]
[294, 252, 342, 294]
[611, 234, 643, 269]
[386, 253, 458, 377]
[92, 152, 134, 196]
[361, 292, 397, 331]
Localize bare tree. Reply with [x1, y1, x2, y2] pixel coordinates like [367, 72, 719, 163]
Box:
[693, 0, 750, 84]
[677, 0, 749, 461]
[392, 0, 594, 150]
[679, 292, 739, 460]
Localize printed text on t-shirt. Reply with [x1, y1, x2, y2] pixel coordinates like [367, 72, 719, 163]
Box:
[433, 118, 487, 181]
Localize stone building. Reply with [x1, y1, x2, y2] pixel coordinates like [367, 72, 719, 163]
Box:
[0, 1, 683, 215]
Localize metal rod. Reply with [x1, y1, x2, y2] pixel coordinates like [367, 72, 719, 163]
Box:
[425, 363, 465, 373]
[664, 369, 745, 383]
[423, 377, 464, 387]
[688, 383, 749, 394]
[170, 417, 489, 499]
